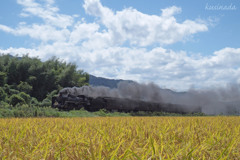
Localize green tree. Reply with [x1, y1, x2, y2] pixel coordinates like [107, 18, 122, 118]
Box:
[58, 65, 76, 87]
[9, 94, 25, 106]
[3, 84, 10, 95]
[17, 81, 32, 94]
[0, 87, 7, 101]
[16, 56, 32, 82]
[0, 72, 6, 86]
[7, 60, 18, 85]
[19, 92, 31, 105]
[0, 54, 89, 101]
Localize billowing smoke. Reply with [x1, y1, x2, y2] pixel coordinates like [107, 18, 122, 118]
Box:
[160, 83, 240, 115]
[60, 82, 162, 102]
[60, 82, 240, 115]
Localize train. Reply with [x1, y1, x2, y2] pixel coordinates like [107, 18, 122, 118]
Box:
[51, 88, 202, 114]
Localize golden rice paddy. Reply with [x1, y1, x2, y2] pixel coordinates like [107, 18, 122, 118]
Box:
[0, 117, 239, 159]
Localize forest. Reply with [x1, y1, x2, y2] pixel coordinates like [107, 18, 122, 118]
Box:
[0, 54, 206, 117]
[0, 54, 89, 110]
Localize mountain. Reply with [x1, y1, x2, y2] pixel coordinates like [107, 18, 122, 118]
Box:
[89, 75, 134, 88]
[89, 75, 184, 94]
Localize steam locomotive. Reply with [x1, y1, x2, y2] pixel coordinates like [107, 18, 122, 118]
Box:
[51, 89, 202, 114]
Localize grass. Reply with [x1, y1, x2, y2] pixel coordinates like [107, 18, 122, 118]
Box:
[0, 117, 239, 159]
[0, 104, 206, 118]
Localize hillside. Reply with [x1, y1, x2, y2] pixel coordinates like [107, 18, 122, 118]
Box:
[89, 75, 134, 88]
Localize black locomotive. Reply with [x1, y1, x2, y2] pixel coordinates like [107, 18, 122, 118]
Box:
[52, 89, 202, 114]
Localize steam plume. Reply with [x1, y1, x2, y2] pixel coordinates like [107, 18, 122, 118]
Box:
[60, 82, 240, 115]
[160, 83, 240, 115]
[60, 82, 162, 102]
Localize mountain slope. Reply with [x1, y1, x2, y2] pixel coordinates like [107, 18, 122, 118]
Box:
[89, 75, 133, 88]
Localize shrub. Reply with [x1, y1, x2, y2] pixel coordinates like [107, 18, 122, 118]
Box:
[3, 84, 10, 94]
[0, 87, 7, 101]
[40, 98, 52, 107]
[30, 97, 39, 106]
[0, 72, 6, 86]
[19, 92, 31, 104]
[9, 89, 20, 95]
[0, 101, 11, 108]
[9, 94, 25, 106]
[95, 109, 108, 117]
[17, 81, 32, 94]
[46, 90, 58, 100]
[0, 108, 14, 117]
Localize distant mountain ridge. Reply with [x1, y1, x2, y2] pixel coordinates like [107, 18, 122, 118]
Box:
[89, 75, 184, 93]
[89, 75, 240, 115]
[89, 75, 134, 88]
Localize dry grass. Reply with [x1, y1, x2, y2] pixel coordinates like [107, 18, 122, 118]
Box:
[0, 117, 239, 159]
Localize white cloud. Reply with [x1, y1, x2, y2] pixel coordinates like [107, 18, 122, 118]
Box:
[83, 0, 208, 46]
[210, 48, 240, 67]
[0, 0, 239, 91]
[161, 6, 182, 17]
[0, 24, 15, 33]
[1, 46, 240, 91]
[67, 46, 240, 90]
[0, 23, 70, 42]
[0, 47, 40, 58]
[69, 22, 99, 44]
[17, 0, 73, 28]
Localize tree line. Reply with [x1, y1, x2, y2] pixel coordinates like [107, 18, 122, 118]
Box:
[0, 54, 89, 107]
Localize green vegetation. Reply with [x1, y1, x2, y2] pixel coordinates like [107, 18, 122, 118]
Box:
[0, 54, 89, 106]
[0, 54, 92, 117]
[0, 103, 206, 118]
[0, 54, 207, 118]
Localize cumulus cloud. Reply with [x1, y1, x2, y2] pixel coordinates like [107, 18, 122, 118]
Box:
[0, 25, 15, 33]
[69, 22, 99, 44]
[0, 47, 40, 58]
[17, 0, 73, 28]
[0, 0, 239, 91]
[0, 0, 208, 46]
[82, 47, 240, 90]
[83, 0, 208, 46]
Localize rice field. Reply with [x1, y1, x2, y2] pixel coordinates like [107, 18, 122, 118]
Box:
[0, 117, 239, 159]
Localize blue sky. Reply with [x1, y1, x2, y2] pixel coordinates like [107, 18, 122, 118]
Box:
[0, 0, 240, 90]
